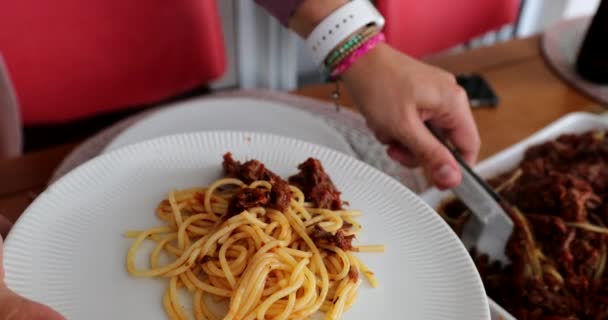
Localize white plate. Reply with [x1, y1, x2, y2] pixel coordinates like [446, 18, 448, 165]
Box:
[103, 97, 355, 156]
[420, 112, 608, 320]
[5, 132, 489, 320]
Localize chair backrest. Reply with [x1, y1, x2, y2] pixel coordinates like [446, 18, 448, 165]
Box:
[376, 0, 520, 58]
[0, 0, 226, 125]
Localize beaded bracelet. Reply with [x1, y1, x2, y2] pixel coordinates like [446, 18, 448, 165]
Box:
[327, 30, 378, 69]
[327, 28, 377, 70]
[325, 34, 363, 66]
[324, 25, 377, 67]
[329, 32, 385, 80]
[320, 28, 378, 81]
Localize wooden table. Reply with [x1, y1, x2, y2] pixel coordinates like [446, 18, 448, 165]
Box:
[0, 35, 604, 225]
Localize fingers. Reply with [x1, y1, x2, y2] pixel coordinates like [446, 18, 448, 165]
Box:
[376, 84, 479, 189]
[376, 131, 420, 168]
[378, 131, 421, 168]
[0, 230, 65, 320]
[386, 144, 419, 168]
[373, 131, 392, 145]
[0, 287, 65, 320]
[394, 112, 461, 190]
[434, 82, 481, 166]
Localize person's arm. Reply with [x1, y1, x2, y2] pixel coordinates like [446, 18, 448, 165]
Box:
[253, 0, 306, 27]
[254, 0, 347, 36]
[258, 0, 479, 190]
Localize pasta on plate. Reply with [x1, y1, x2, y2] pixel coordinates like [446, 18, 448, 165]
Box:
[125, 153, 383, 320]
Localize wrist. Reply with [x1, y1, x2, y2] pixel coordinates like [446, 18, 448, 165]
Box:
[302, 0, 385, 67]
[289, 0, 348, 37]
[329, 35, 386, 83]
[341, 42, 389, 84]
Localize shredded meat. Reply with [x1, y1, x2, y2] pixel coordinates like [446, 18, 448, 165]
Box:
[223, 154, 353, 251]
[223, 152, 274, 183]
[309, 225, 354, 251]
[223, 153, 291, 212]
[226, 187, 269, 217]
[289, 158, 342, 210]
[268, 177, 291, 213]
[440, 130, 608, 319]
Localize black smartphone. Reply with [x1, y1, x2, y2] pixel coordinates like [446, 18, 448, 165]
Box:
[456, 74, 499, 108]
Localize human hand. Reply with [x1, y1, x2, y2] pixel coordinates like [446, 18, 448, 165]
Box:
[0, 219, 65, 320]
[341, 43, 480, 190]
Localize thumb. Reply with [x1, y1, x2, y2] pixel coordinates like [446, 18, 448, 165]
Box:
[0, 237, 65, 320]
[395, 116, 461, 189]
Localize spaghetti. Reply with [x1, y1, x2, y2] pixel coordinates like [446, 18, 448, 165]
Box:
[125, 154, 382, 319]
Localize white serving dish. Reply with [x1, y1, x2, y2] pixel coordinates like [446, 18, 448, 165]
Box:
[420, 111, 608, 320]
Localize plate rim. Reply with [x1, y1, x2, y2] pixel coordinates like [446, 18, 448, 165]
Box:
[101, 96, 356, 156]
[6, 130, 490, 319]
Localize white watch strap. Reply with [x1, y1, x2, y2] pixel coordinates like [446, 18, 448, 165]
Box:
[305, 0, 385, 66]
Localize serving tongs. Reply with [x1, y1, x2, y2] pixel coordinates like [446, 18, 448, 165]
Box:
[427, 124, 513, 264]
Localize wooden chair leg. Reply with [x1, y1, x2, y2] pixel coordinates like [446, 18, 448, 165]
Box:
[0, 54, 22, 158]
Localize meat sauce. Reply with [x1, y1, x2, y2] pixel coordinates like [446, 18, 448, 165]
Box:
[223, 153, 291, 213]
[440, 131, 608, 319]
[288, 158, 343, 210]
[222, 153, 353, 251]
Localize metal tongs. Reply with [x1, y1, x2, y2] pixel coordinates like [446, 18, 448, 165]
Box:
[427, 124, 513, 264]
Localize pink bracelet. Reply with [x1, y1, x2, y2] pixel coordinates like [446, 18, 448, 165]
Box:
[329, 32, 386, 80]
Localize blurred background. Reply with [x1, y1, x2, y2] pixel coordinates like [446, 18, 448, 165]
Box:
[0, 0, 603, 153]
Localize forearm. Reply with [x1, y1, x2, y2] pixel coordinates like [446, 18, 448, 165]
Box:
[255, 0, 347, 37]
[254, 0, 304, 26]
[288, 0, 348, 37]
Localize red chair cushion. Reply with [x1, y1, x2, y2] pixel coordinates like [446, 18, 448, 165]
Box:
[377, 0, 520, 58]
[0, 0, 226, 125]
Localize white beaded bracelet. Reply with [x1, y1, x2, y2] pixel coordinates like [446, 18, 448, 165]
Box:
[305, 0, 385, 66]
